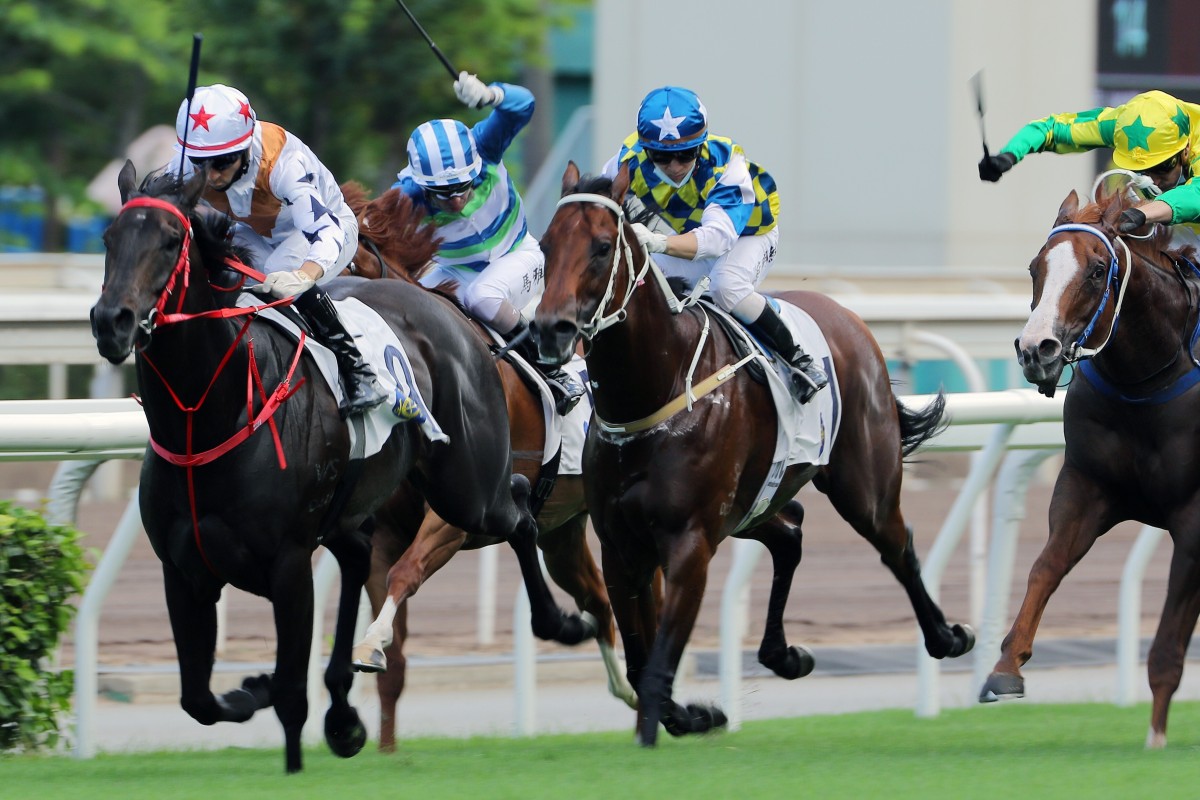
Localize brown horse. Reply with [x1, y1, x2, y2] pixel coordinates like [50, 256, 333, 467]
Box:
[535, 162, 975, 745]
[984, 185, 1200, 748]
[339, 183, 636, 752]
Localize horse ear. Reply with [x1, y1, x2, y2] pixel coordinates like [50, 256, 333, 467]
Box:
[1054, 190, 1080, 226]
[560, 160, 581, 196]
[1099, 190, 1126, 231]
[117, 160, 137, 205]
[611, 162, 631, 204]
[181, 168, 207, 209]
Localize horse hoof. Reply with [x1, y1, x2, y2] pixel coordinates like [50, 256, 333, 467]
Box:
[534, 610, 595, 645]
[325, 707, 367, 759]
[351, 645, 386, 673]
[241, 674, 273, 708]
[764, 645, 816, 680]
[979, 672, 1024, 703]
[950, 624, 976, 658]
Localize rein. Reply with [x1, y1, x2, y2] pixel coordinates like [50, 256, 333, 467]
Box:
[116, 195, 309, 574]
[555, 191, 756, 434]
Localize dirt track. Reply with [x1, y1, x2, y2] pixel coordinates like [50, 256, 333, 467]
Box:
[1, 450, 1175, 671]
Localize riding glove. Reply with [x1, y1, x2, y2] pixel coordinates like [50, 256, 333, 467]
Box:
[454, 72, 502, 109]
[629, 222, 669, 254]
[1117, 208, 1148, 233]
[254, 269, 316, 299]
[978, 152, 1016, 182]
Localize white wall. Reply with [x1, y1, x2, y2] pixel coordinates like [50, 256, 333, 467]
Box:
[593, 0, 1097, 274]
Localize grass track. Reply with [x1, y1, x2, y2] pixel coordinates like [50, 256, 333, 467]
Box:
[5, 701, 1199, 800]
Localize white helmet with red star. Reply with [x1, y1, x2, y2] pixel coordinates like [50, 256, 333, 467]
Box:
[175, 84, 257, 158]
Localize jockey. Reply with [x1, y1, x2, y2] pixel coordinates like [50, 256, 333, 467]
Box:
[171, 84, 386, 418]
[979, 90, 1200, 238]
[602, 85, 828, 404]
[392, 73, 585, 416]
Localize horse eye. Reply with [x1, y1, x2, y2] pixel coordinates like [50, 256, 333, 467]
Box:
[1089, 265, 1106, 281]
[593, 240, 612, 259]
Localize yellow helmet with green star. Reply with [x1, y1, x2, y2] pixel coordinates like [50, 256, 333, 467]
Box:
[1112, 90, 1191, 170]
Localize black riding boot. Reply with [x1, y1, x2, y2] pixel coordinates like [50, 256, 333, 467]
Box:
[295, 286, 388, 418]
[504, 318, 585, 416]
[745, 303, 828, 404]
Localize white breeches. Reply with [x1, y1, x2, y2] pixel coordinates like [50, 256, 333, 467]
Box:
[648, 227, 779, 319]
[419, 234, 544, 330]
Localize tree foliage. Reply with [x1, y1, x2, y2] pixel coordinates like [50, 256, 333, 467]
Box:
[0, 0, 573, 245]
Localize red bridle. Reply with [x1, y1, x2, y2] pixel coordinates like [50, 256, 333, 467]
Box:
[114, 196, 311, 574]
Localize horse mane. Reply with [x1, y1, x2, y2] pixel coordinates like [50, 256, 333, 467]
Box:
[1074, 186, 1196, 270]
[135, 170, 249, 286]
[342, 181, 440, 280]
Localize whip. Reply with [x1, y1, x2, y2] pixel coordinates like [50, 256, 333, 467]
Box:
[392, 0, 458, 80]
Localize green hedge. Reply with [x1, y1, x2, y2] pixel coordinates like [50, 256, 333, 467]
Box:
[0, 501, 90, 752]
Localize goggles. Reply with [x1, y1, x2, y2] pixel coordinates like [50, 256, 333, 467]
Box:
[189, 151, 244, 171]
[646, 147, 700, 166]
[425, 182, 474, 200]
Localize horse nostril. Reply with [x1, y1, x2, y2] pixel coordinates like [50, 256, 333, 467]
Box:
[1037, 339, 1062, 361]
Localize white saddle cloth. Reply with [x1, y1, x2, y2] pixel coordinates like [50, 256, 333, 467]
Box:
[245, 294, 448, 459]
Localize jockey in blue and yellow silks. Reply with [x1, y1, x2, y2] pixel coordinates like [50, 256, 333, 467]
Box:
[393, 73, 583, 415]
[602, 85, 826, 403]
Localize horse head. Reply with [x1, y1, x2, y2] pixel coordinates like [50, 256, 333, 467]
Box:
[341, 181, 435, 283]
[534, 161, 636, 366]
[92, 160, 206, 363]
[1015, 187, 1141, 396]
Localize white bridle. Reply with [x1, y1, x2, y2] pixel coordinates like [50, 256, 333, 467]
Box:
[554, 192, 708, 338]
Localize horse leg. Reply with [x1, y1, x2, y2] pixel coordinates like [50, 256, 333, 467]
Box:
[741, 500, 815, 680]
[353, 511, 468, 673]
[537, 508, 637, 708]
[161, 562, 269, 726]
[639, 529, 726, 746]
[600, 541, 657, 730]
[320, 526, 371, 759]
[1144, 528, 1200, 748]
[981, 467, 1111, 702]
[269, 550, 317, 774]
[504, 474, 596, 645]
[821, 443, 974, 661]
[376, 599, 410, 753]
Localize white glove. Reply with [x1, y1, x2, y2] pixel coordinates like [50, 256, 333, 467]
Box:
[454, 71, 500, 109]
[252, 269, 316, 299]
[629, 222, 669, 254]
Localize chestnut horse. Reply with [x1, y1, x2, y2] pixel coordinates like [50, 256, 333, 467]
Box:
[984, 185, 1200, 748]
[339, 183, 636, 752]
[91, 164, 588, 771]
[535, 163, 975, 745]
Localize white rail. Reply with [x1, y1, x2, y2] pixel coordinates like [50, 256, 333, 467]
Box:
[0, 388, 1161, 752]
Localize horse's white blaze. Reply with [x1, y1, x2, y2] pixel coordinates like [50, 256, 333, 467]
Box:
[1020, 241, 1081, 350]
[360, 596, 398, 651]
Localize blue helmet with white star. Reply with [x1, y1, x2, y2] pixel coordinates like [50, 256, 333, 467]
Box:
[406, 119, 482, 187]
[636, 86, 708, 152]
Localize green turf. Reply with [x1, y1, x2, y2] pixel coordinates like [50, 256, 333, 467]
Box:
[4, 702, 1198, 800]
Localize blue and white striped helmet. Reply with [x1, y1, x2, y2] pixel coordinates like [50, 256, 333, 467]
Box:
[406, 119, 482, 187]
[637, 86, 708, 152]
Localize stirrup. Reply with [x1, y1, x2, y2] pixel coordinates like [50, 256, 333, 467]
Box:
[339, 376, 388, 418]
[544, 369, 585, 415]
[788, 363, 828, 405]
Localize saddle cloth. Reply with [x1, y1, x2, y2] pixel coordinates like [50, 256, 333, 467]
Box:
[242, 293, 448, 459]
[706, 297, 843, 532]
[478, 324, 593, 475]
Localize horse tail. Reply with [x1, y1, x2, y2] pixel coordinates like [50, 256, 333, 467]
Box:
[894, 389, 948, 458]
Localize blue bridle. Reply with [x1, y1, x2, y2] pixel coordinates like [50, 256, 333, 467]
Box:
[1045, 223, 1125, 362]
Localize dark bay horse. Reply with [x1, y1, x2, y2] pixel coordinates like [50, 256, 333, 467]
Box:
[535, 163, 975, 745]
[91, 162, 588, 771]
[339, 183, 635, 751]
[984, 186, 1200, 748]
